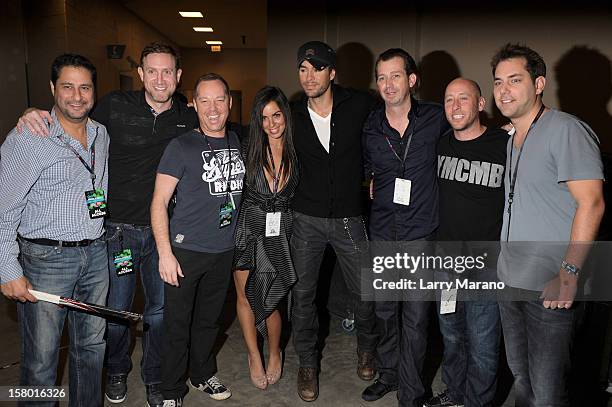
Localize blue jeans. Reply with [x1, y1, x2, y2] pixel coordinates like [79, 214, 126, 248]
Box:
[105, 222, 164, 384]
[18, 238, 108, 407]
[437, 300, 500, 407]
[499, 289, 580, 407]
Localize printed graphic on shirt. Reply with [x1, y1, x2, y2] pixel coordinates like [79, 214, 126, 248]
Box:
[437, 155, 504, 188]
[201, 148, 245, 195]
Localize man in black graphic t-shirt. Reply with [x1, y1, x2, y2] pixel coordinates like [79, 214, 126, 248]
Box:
[151, 74, 242, 405]
[424, 78, 508, 407]
[436, 80, 508, 243]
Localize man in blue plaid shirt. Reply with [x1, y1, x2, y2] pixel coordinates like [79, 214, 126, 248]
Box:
[0, 54, 109, 407]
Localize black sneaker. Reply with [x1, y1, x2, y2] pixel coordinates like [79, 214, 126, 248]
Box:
[423, 390, 464, 407]
[362, 379, 398, 402]
[190, 376, 232, 400]
[105, 374, 127, 404]
[162, 398, 182, 407]
[146, 384, 164, 407]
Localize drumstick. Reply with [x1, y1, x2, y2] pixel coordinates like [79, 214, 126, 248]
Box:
[29, 290, 142, 322]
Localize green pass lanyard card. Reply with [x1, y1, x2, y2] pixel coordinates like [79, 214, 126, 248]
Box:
[219, 202, 233, 229]
[113, 249, 133, 276]
[85, 188, 107, 218]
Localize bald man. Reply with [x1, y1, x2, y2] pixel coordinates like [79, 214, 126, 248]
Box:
[424, 78, 509, 407]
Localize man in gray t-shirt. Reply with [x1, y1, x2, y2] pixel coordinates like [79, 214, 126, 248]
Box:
[157, 129, 243, 253]
[151, 74, 242, 404]
[497, 108, 603, 290]
[492, 44, 604, 407]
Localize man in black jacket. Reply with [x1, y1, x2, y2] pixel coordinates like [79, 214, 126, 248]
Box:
[290, 41, 378, 402]
[361, 48, 450, 407]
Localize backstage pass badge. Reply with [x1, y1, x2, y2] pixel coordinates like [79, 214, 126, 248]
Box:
[393, 178, 411, 206]
[219, 202, 233, 229]
[265, 212, 281, 237]
[85, 188, 107, 218]
[440, 288, 458, 314]
[113, 249, 134, 276]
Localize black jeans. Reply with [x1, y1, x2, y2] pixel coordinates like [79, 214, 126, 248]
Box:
[375, 236, 434, 406]
[290, 212, 378, 368]
[376, 300, 430, 406]
[499, 288, 581, 407]
[160, 247, 233, 399]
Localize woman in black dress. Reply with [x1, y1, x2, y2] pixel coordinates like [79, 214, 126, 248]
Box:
[233, 86, 298, 390]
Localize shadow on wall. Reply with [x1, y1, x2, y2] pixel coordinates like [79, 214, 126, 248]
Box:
[555, 46, 612, 240]
[418, 50, 461, 106]
[336, 42, 374, 92]
[555, 46, 612, 156]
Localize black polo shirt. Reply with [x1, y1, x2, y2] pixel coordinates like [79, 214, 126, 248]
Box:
[363, 99, 450, 241]
[91, 90, 198, 225]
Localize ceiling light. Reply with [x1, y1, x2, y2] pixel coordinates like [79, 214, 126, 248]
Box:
[206, 40, 223, 45]
[193, 27, 214, 32]
[179, 11, 203, 18]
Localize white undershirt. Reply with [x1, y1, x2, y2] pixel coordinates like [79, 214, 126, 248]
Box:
[307, 106, 332, 153]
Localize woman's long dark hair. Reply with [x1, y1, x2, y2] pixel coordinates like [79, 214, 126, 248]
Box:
[246, 86, 296, 189]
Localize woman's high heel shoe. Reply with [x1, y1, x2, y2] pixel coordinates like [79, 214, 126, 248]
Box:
[248, 354, 268, 390]
[266, 350, 283, 385]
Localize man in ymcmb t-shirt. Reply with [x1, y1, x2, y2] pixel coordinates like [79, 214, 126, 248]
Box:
[424, 78, 508, 407]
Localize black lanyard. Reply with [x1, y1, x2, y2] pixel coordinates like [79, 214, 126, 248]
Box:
[384, 118, 415, 176]
[385, 132, 414, 175]
[201, 127, 233, 203]
[60, 128, 97, 190]
[266, 143, 284, 196]
[505, 104, 545, 241]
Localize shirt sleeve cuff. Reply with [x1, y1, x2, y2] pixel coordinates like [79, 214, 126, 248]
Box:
[0, 262, 24, 285]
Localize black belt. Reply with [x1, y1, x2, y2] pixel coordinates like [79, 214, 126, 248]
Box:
[20, 236, 98, 247]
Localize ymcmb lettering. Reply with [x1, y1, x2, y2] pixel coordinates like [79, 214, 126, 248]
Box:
[437, 155, 504, 187]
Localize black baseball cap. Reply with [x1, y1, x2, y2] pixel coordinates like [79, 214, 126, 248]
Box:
[297, 41, 336, 70]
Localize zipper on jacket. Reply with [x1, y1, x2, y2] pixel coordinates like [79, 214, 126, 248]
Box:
[151, 107, 158, 135]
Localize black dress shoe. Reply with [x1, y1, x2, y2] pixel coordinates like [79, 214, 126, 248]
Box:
[362, 379, 398, 402]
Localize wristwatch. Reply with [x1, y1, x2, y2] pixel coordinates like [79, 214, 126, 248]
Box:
[561, 260, 580, 277]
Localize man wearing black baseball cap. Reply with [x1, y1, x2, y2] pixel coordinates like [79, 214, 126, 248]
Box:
[289, 40, 378, 402]
[296, 40, 337, 71]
